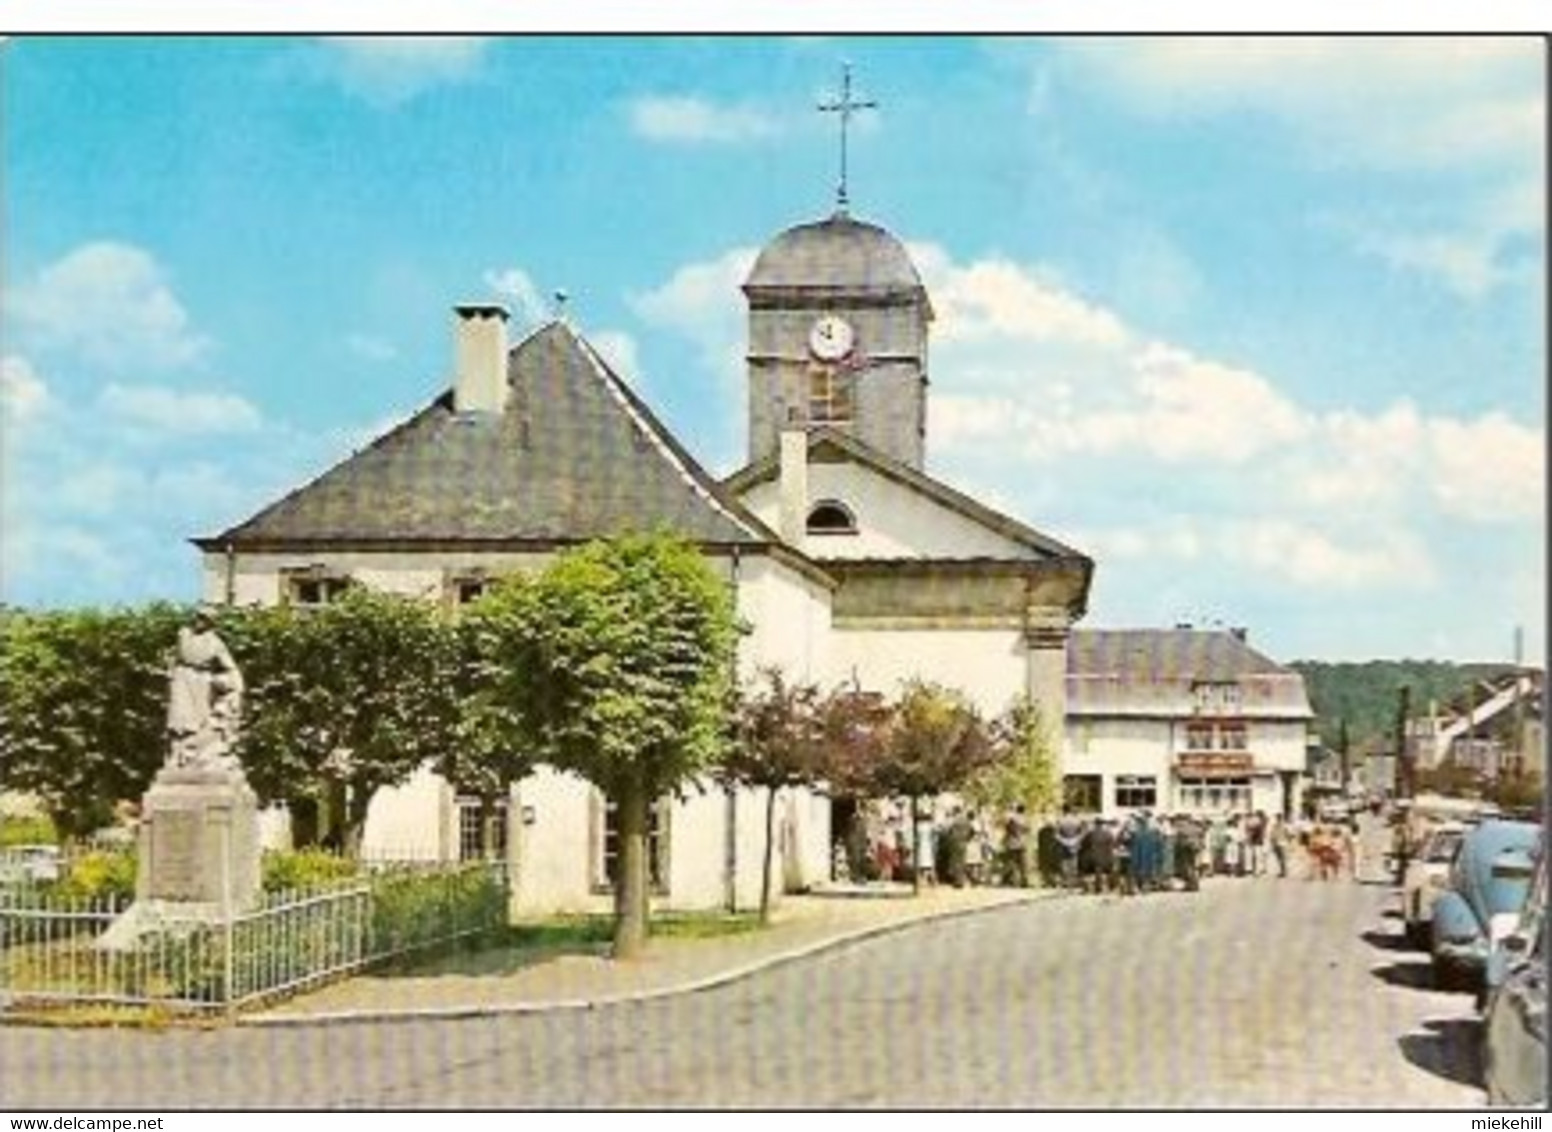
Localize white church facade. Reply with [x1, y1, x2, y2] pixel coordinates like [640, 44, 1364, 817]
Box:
[194, 205, 1313, 913]
[195, 208, 1094, 914]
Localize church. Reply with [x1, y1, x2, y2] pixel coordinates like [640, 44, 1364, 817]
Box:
[192, 190, 1103, 912]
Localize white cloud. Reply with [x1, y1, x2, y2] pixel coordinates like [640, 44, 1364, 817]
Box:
[319, 37, 488, 107]
[345, 333, 398, 362]
[98, 383, 262, 435]
[627, 96, 780, 144]
[483, 266, 552, 329]
[589, 330, 642, 386]
[1423, 411, 1545, 522]
[1, 524, 121, 583]
[1055, 38, 1544, 299]
[1061, 37, 1542, 172]
[1301, 401, 1544, 523]
[1068, 523, 1195, 562]
[1126, 344, 1313, 463]
[7, 242, 207, 370]
[1218, 518, 1436, 590]
[910, 244, 1129, 349]
[630, 246, 757, 383]
[1, 356, 48, 424]
[54, 462, 145, 516]
[1337, 185, 1544, 299]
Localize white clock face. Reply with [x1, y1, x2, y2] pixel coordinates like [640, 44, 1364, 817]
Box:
[808, 315, 855, 362]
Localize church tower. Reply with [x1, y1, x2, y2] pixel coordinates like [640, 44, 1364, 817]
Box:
[742, 65, 933, 470]
[742, 213, 933, 469]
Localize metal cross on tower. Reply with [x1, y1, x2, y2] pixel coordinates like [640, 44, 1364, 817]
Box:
[817, 61, 877, 214]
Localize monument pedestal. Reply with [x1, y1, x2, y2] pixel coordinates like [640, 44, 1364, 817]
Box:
[100, 763, 261, 949]
[136, 762, 261, 908]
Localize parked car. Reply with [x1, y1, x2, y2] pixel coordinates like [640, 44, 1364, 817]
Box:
[1430, 819, 1539, 991]
[1402, 821, 1467, 949]
[0, 844, 62, 885]
[1483, 844, 1546, 1106]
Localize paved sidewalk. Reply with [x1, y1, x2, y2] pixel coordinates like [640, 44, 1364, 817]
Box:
[245, 884, 1052, 1026]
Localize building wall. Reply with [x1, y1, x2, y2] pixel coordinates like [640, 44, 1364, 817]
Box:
[360, 763, 448, 861]
[203, 546, 829, 913]
[202, 549, 560, 607]
[1064, 715, 1311, 817]
[740, 464, 1035, 561]
[828, 626, 1028, 719]
[511, 767, 606, 916]
[735, 555, 832, 685]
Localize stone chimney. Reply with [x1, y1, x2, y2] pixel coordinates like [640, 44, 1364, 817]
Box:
[778, 427, 809, 547]
[452, 304, 510, 414]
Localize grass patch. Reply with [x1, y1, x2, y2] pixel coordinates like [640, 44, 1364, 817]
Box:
[508, 910, 761, 947]
[0, 1002, 224, 1030]
[384, 910, 764, 978]
[651, 911, 762, 940]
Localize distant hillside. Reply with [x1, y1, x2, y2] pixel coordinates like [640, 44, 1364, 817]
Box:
[1289, 660, 1515, 751]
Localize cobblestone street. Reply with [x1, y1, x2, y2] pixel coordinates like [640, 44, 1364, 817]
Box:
[4, 878, 1486, 1109]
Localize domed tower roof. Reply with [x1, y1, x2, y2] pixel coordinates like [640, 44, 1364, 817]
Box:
[744, 212, 931, 313]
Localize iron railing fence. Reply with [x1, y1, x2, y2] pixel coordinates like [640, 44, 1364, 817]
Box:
[0, 860, 506, 1017]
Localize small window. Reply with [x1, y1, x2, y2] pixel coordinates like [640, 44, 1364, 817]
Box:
[1115, 775, 1157, 810]
[593, 795, 670, 895]
[1193, 682, 1243, 713]
[808, 369, 854, 424]
[284, 572, 352, 608]
[450, 577, 492, 606]
[806, 500, 857, 535]
[1062, 774, 1102, 814]
[456, 796, 508, 862]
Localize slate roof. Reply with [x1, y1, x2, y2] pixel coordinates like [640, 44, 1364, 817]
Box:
[721, 426, 1092, 565]
[1067, 629, 1289, 681]
[1067, 629, 1313, 719]
[745, 212, 929, 310]
[197, 322, 791, 555]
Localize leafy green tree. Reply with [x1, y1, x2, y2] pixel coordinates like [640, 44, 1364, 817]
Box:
[0, 604, 186, 841]
[222, 590, 461, 855]
[482, 534, 740, 958]
[967, 697, 1062, 821]
[721, 668, 827, 923]
[434, 608, 537, 859]
[1291, 659, 1514, 750]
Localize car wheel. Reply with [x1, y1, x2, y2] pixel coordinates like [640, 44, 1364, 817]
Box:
[1433, 957, 1464, 992]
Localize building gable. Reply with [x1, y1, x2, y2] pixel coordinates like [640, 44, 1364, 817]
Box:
[724, 428, 1088, 564]
[197, 321, 781, 553]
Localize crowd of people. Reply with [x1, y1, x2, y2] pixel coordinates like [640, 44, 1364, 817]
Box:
[833, 802, 1367, 893]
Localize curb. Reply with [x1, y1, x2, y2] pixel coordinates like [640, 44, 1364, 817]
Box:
[240, 889, 1058, 1028]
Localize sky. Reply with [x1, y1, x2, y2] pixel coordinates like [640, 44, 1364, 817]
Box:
[1, 35, 1545, 666]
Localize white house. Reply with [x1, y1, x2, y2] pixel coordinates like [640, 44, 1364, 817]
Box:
[1063, 628, 1314, 819]
[193, 206, 1095, 913]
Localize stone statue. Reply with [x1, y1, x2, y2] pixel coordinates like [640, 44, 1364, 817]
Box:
[166, 607, 244, 771]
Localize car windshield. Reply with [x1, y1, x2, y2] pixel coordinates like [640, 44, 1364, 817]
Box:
[1425, 832, 1464, 863]
[1487, 872, 1533, 917]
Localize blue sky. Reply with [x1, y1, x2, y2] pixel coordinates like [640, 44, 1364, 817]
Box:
[2, 36, 1544, 665]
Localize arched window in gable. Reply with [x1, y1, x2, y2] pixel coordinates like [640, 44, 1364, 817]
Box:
[806, 499, 858, 535]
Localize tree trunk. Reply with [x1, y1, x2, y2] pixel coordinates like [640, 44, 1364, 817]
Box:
[320, 780, 348, 854]
[342, 783, 370, 860]
[290, 796, 320, 849]
[909, 795, 922, 895]
[613, 782, 649, 960]
[760, 785, 778, 925]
